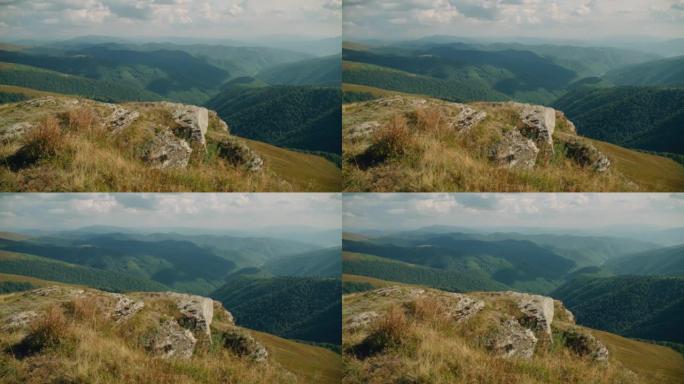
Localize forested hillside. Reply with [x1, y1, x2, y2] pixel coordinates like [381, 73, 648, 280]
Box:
[605, 244, 684, 276]
[257, 55, 341, 86]
[554, 86, 684, 155]
[605, 55, 684, 86]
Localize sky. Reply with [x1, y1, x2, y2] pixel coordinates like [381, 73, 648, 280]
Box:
[343, 0, 684, 41]
[0, 0, 341, 41]
[0, 193, 341, 232]
[343, 193, 684, 231]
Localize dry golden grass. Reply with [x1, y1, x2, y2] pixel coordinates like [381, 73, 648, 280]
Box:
[0, 288, 334, 384]
[343, 289, 679, 384]
[0, 97, 341, 192]
[343, 96, 682, 192]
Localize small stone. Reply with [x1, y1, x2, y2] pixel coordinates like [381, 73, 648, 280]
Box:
[0, 122, 34, 142]
[111, 294, 144, 322]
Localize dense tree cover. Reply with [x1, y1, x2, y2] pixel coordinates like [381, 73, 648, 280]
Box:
[554, 86, 684, 155]
[0, 91, 29, 104]
[0, 65, 161, 102]
[0, 281, 37, 293]
[343, 258, 506, 292]
[206, 83, 342, 154]
[257, 55, 341, 86]
[553, 276, 684, 343]
[605, 244, 684, 276]
[604, 55, 684, 86]
[344, 237, 575, 292]
[211, 276, 342, 345]
[342, 45, 579, 104]
[343, 91, 377, 103]
[0, 47, 228, 103]
[0, 256, 169, 292]
[0, 236, 235, 295]
[343, 61, 508, 103]
[263, 247, 341, 278]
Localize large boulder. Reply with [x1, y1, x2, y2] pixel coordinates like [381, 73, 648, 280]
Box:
[453, 105, 487, 132]
[487, 318, 538, 359]
[216, 137, 264, 172]
[488, 129, 539, 169]
[105, 106, 140, 134]
[445, 293, 485, 323]
[513, 292, 555, 338]
[171, 105, 208, 146]
[220, 328, 269, 362]
[172, 294, 214, 338]
[142, 129, 192, 169]
[563, 328, 609, 362]
[561, 137, 610, 173]
[111, 294, 144, 323]
[147, 319, 197, 359]
[518, 105, 556, 150]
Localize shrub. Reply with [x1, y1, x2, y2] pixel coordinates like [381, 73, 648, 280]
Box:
[351, 306, 410, 358]
[355, 116, 414, 167]
[8, 116, 65, 170]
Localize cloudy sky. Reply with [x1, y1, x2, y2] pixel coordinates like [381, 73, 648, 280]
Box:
[344, 193, 684, 231]
[344, 0, 684, 40]
[0, 193, 341, 231]
[0, 0, 341, 41]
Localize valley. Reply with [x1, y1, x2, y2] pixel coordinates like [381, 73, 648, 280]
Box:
[0, 224, 343, 383]
[342, 39, 684, 191]
[0, 37, 342, 191]
[341, 221, 684, 382]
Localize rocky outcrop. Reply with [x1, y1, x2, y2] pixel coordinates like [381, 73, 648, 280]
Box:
[517, 104, 555, 150]
[0, 122, 34, 143]
[488, 129, 540, 169]
[213, 300, 235, 325]
[220, 328, 269, 362]
[486, 318, 538, 359]
[563, 328, 609, 362]
[111, 294, 144, 323]
[217, 137, 264, 172]
[147, 319, 197, 360]
[511, 292, 555, 338]
[172, 293, 214, 338]
[348, 121, 381, 139]
[142, 129, 193, 169]
[209, 110, 229, 133]
[1, 311, 39, 332]
[560, 136, 611, 173]
[105, 106, 140, 134]
[445, 293, 485, 323]
[345, 311, 380, 331]
[454, 105, 487, 132]
[171, 104, 209, 146]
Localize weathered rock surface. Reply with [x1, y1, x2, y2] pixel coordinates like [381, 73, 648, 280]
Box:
[142, 129, 192, 169]
[171, 104, 209, 146]
[220, 328, 269, 362]
[1, 311, 39, 331]
[111, 294, 144, 323]
[489, 129, 540, 169]
[560, 136, 611, 172]
[345, 311, 380, 331]
[453, 105, 487, 132]
[487, 318, 538, 359]
[563, 328, 609, 362]
[172, 293, 214, 338]
[518, 104, 556, 150]
[217, 137, 264, 172]
[209, 110, 229, 133]
[348, 121, 381, 139]
[445, 293, 485, 323]
[0, 122, 34, 142]
[30, 286, 85, 298]
[213, 300, 235, 325]
[148, 319, 197, 359]
[511, 292, 555, 337]
[105, 106, 140, 134]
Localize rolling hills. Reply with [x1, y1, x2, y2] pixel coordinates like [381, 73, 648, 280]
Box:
[604, 244, 684, 276]
[604, 55, 684, 86]
[257, 55, 341, 86]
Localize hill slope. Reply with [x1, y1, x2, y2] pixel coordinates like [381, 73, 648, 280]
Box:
[206, 82, 342, 155]
[343, 286, 684, 383]
[552, 275, 684, 344]
[263, 247, 341, 278]
[605, 244, 684, 276]
[343, 94, 684, 191]
[0, 95, 339, 191]
[553, 86, 684, 155]
[257, 55, 341, 86]
[210, 275, 342, 345]
[604, 56, 684, 86]
[0, 280, 338, 383]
